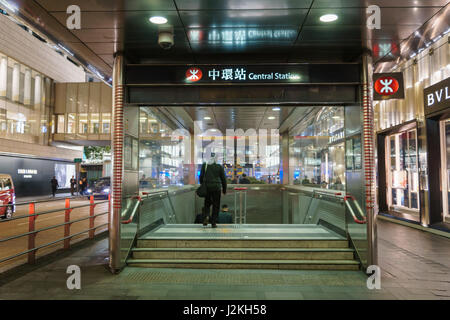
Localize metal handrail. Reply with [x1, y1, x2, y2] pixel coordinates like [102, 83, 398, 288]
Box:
[343, 195, 367, 224]
[121, 196, 142, 224]
[0, 194, 94, 208]
[0, 201, 109, 223]
[0, 196, 110, 266]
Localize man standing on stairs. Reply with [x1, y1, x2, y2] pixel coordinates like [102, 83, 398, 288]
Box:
[199, 152, 227, 228]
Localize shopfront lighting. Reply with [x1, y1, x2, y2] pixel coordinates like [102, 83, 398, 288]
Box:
[149, 16, 168, 24]
[320, 14, 338, 23]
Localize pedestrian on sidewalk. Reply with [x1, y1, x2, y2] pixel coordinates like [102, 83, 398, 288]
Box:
[70, 175, 76, 196]
[50, 176, 59, 197]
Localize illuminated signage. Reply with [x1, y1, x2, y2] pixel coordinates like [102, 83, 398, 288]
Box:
[186, 67, 203, 82]
[373, 73, 404, 100]
[423, 77, 450, 115]
[183, 66, 307, 83]
[126, 64, 360, 85]
[18, 169, 37, 175]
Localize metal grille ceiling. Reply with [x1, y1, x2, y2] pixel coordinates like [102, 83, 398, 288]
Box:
[8, 0, 450, 80]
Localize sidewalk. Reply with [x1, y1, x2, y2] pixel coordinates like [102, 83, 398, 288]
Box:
[0, 219, 448, 300]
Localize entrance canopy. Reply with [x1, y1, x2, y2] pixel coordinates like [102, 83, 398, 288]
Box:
[9, 1, 450, 81]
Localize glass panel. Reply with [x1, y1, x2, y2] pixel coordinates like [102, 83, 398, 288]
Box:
[102, 113, 111, 134]
[78, 113, 88, 134]
[289, 107, 345, 190]
[90, 113, 100, 134]
[57, 114, 65, 133]
[67, 113, 76, 134]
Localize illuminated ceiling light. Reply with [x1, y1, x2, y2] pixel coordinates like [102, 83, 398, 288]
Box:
[149, 16, 168, 24]
[272, 107, 281, 111]
[268, 116, 276, 120]
[203, 116, 211, 120]
[320, 14, 338, 23]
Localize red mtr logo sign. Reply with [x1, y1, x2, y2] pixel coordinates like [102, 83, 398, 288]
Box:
[186, 67, 203, 82]
[374, 76, 399, 96]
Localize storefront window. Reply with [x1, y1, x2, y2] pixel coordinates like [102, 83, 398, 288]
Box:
[386, 129, 420, 215]
[67, 113, 76, 133]
[289, 107, 345, 190]
[90, 113, 100, 134]
[102, 113, 111, 134]
[57, 114, 65, 133]
[440, 119, 450, 223]
[78, 113, 88, 134]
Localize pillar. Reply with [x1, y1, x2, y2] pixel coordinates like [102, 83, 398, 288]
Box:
[24, 69, 31, 105]
[12, 63, 20, 102]
[361, 51, 378, 267]
[281, 132, 290, 185]
[109, 52, 124, 273]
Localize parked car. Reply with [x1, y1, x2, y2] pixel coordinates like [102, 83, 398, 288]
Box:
[85, 177, 110, 199]
[0, 174, 15, 219]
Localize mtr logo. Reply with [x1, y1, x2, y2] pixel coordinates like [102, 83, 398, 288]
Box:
[186, 67, 203, 82]
[374, 76, 399, 96]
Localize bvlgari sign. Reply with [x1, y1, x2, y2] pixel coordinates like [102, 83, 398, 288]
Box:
[424, 77, 450, 115]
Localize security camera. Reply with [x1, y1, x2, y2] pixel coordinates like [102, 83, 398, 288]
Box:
[158, 30, 174, 50]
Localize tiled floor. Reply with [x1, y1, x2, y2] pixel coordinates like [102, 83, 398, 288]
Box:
[0, 219, 449, 300]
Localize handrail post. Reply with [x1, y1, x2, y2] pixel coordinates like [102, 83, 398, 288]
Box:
[27, 203, 36, 264]
[108, 194, 111, 228]
[64, 198, 71, 249]
[89, 195, 96, 239]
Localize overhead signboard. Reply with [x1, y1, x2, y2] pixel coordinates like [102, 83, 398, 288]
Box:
[126, 64, 360, 85]
[373, 72, 405, 100]
[423, 77, 450, 115]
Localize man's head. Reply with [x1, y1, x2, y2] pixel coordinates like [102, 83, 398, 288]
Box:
[222, 204, 228, 212]
[242, 174, 247, 178]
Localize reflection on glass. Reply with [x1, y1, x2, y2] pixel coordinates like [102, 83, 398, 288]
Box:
[78, 113, 88, 134]
[67, 113, 76, 133]
[90, 113, 100, 134]
[441, 119, 450, 223]
[102, 113, 111, 134]
[57, 114, 65, 133]
[289, 107, 345, 190]
[386, 128, 419, 215]
[139, 108, 187, 190]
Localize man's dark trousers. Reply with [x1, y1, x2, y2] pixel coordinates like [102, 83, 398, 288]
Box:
[203, 188, 221, 224]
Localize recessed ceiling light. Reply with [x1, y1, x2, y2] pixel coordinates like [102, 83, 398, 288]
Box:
[204, 116, 211, 120]
[268, 116, 276, 120]
[149, 16, 168, 24]
[272, 107, 281, 111]
[320, 14, 338, 23]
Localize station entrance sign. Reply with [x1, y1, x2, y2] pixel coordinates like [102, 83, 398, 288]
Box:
[126, 64, 360, 85]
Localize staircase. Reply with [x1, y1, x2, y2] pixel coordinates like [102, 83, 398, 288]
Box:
[126, 225, 360, 271]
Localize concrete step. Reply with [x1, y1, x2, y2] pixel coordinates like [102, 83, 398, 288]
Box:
[136, 239, 350, 249]
[131, 247, 355, 260]
[126, 258, 360, 271]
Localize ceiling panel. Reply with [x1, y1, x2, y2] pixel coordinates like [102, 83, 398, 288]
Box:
[179, 9, 308, 28]
[8, 0, 449, 80]
[175, 0, 313, 10]
[35, 0, 177, 11]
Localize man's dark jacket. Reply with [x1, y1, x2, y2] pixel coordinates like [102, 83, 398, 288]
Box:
[199, 162, 227, 193]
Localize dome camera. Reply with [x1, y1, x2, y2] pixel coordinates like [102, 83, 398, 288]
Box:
[158, 30, 174, 50]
